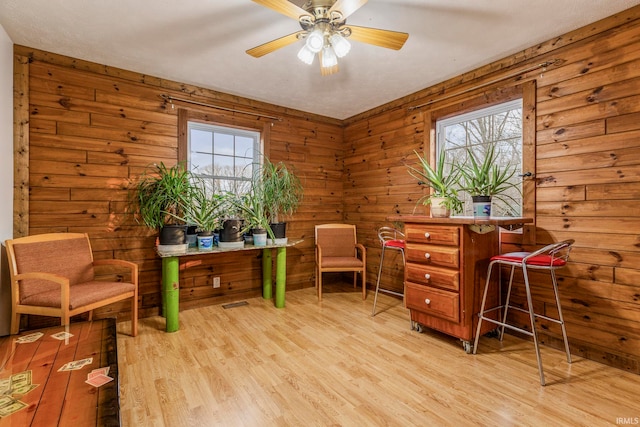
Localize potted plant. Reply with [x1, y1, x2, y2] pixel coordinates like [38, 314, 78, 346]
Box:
[130, 162, 194, 245]
[261, 158, 303, 243]
[457, 144, 519, 217]
[217, 192, 246, 248]
[231, 182, 276, 247]
[179, 181, 224, 250]
[406, 149, 463, 217]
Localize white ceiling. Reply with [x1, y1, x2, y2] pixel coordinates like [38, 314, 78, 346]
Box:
[2, 0, 640, 120]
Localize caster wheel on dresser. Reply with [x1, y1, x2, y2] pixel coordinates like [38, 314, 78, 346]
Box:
[412, 321, 424, 333]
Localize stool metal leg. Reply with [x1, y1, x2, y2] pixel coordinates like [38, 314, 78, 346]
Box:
[522, 264, 546, 386]
[551, 269, 572, 364]
[371, 244, 387, 316]
[498, 265, 516, 341]
[473, 260, 496, 354]
[372, 246, 405, 317]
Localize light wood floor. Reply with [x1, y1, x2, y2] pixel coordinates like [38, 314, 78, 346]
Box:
[116, 285, 639, 426]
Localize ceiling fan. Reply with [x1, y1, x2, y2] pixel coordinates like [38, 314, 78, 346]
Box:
[246, 0, 409, 75]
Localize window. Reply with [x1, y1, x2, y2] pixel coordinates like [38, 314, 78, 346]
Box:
[436, 99, 523, 216]
[187, 122, 261, 196]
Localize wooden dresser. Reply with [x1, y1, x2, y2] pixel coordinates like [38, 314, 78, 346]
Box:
[388, 215, 532, 353]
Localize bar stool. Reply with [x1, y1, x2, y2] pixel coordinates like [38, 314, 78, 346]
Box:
[372, 227, 406, 317]
[472, 239, 574, 386]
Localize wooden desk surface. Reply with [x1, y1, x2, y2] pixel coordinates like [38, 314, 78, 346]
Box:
[0, 319, 119, 426]
[387, 215, 533, 226]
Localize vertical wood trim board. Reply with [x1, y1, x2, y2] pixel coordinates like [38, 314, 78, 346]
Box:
[13, 54, 29, 238]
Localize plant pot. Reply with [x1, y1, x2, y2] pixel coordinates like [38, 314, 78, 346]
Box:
[430, 197, 451, 218]
[252, 228, 268, 247]
[472, 195, 492, 218]
[269, 222, 286, 238]
[159, 224, 187, 245]
[196, 231, 214, 251]
[186, 225, 198, 248]
[268, 222, 287, 245]
[220, 219, 243, 242]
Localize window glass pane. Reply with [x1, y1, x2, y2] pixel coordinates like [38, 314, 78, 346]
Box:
[214, 133, 234, 156]
[236, 157, 253, 178]
[190, 152, 213, 174]
[190, 129, 212, 153]
[214, 155, 235, 179]
[235, 136, 254, 158]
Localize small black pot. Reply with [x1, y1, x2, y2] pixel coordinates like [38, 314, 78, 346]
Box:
[220, 219, 243, 242]
[159, 224, 187, 245]
[269, 222, 286, 239]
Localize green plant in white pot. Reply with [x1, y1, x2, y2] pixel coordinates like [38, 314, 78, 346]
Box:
[261, 158, 303, 243]
[458, 144, 519, 217]
[406, 149, 463, 217]
[130, 162, 194, 245]
[178, 181, 224, 250]
[231, 182, 276, 247]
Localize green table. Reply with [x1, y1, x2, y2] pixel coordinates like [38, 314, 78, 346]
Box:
[157, 240, 301, 332]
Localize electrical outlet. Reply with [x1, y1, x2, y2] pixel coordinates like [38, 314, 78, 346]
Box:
[213, 276, 221, 288]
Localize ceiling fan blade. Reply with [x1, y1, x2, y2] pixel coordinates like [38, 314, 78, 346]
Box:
[246, 31, 304, 58]
[251, 0, 312, 21]
[347, 25, 409, 50]
[329, 0, 368, 20]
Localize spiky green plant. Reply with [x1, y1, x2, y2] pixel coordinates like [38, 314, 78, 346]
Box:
[131, 162, 194, 230]
[458, 144, 520, 206]
[261, 158, 303, 224]
[406, 149, 463, 214]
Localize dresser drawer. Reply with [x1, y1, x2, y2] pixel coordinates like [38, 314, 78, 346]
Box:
[405, 243, 460, 269]
[405, 225, 459, 246]
[406, 282, 460, 322]
[406, 264, 460, 291]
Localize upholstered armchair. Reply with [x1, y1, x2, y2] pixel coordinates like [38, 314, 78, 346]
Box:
[314, 224, 367, 301]
[5, 233, 138, 336]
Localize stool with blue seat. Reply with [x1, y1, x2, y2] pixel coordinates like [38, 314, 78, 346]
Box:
[472, 239, 574, 386]
[371, 227, 406, 317]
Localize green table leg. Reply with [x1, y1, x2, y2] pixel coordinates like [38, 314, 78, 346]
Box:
[262, 248, 273, 299]
[162, 256, 180, 332]
[161, 257, 168, 318]
[274, 247, 286, 308]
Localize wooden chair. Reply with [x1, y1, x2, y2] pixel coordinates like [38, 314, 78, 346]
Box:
[5, 233, 138, 336]
[315, 224, 366, 301]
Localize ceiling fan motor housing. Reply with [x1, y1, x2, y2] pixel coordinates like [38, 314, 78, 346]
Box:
[300, 0, 347, 32]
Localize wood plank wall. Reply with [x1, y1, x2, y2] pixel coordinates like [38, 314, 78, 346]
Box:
[13, 45, 344, 327]
[11, 4, 640, 373]
[343, 6, 640, 372]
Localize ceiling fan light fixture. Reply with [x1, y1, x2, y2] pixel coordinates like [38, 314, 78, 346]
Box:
[305, 28, 325, 53]
[297, 45, 315, 65]
[321, 45, 338, 68]
[329, 33, 351, 58]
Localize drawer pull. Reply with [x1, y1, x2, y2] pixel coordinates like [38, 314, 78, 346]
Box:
[424, 232, 430, 239]
[424, 253, 431, 259]
[425, 298, 431, 305]
[424, 274, 431, 280]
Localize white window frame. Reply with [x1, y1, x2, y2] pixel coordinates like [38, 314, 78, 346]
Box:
[436, 99, 523, 217]
[187, 121, 262, 196]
